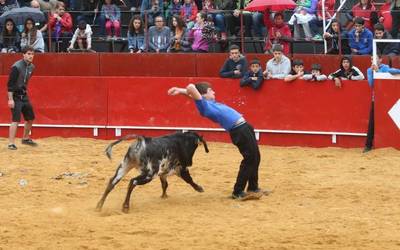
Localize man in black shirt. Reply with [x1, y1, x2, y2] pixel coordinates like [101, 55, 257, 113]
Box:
[7, 46, 38, 150]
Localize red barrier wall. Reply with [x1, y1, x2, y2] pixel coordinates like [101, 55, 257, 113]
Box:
[0, 76, 375, 147]
[375, 79, 400, 149]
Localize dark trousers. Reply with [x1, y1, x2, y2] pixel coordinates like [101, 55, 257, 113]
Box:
[229, 123, 261, 194]
[365, 100, 374, 149]
[391, 8, 400, 39]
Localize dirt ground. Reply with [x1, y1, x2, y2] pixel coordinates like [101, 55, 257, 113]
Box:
[0, 137, 400, 250]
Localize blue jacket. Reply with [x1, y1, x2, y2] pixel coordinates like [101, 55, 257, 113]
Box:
[348, 28, 373, 55]
[127, 31, 145, 51]
[240, 70, 264, 90]
[367, 64, 400, 87]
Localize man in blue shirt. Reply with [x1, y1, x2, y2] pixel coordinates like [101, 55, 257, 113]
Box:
[364, 54, 400, 152]
[168, 82, 266, 200]
[348, 17, 373, 55]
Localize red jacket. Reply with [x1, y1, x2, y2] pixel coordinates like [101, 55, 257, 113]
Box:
[379, 2, 392, 31]
[48, 12, 73, 33]
[180, 3, 198, 22]
[265, 23, 292, 55]
[352, 3, 376, 31]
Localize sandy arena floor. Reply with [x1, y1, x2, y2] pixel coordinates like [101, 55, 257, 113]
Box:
[0, 137, 400, 250]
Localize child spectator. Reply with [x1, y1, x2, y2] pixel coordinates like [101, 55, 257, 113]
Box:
[141, 0, 163, 26]
[169, 15, 191, 52]
[367, 54, 400, 87]
[284, 59, 308, 82]
[68, 20, 93, 51]
[373, 23, 399, 56]
[20, 18, 44, 53]
[102, 0, 121, 39]
[265, 12, 292, 55]
[328, 56, 365, 88]
[127, 15, 145, 53]
[47, 2, 73, 52]
[240, 59, 264, 90]
[180, 0, 198, 30]
[348, 17, 373, 55]
[303, 64, 327, 82]
[323, 19, 351, 55]
[263, 44, 291, 79]
[148, 15, 171, 53]
[0, 19, 20, 53]
[219, 44, 247, 78]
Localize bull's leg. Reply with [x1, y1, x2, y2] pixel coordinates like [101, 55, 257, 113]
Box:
[180, 168, 204, 193]
[122, 173, 154, 213]
[96, 161, 133, 211]
[159, 176, 169, 199]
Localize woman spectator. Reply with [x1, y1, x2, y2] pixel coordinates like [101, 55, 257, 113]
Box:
[350, 0, 377, 31]
[47, 2, 73, 52]
[102, 0, 121, 39]
[68, 20, 93, 51]
[264, 12, 292, 55]
[169, 15, 191, 52]
[180, 0, 198, 30]
[0, 19, 20, 53]
[127, 15, 145, 53]
[189, 12, 210, 52]
[20, 18, 45, 53]
[323, 19, 351, 55]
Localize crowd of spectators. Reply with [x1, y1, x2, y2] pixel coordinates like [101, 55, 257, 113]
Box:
[0, 0, 399, 54]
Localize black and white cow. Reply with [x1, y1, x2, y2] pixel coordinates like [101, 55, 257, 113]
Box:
[96, 131, 209, 213]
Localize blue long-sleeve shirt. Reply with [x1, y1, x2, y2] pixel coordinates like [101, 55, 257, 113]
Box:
[367, 64, 400, 87]
[348, 28, 373, 55]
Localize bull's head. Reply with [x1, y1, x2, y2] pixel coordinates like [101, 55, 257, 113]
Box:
[177, 131, 209, 167]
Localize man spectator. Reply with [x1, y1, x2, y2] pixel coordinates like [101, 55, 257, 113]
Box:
[348, 17, 373, 55]
[141, 0, 163, 26]
[264, 12, 292, 55]
[219, 44, 247, 79]
[148, 15, 170, 53]
[391, 0, 400, 38]
[263, 44, 291, 80]
[373, 23, 399, 56]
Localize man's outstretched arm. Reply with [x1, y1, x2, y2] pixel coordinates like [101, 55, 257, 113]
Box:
[168, 84, 202, 100]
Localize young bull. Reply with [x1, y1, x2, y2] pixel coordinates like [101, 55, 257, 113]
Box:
[96, 131, 209, 213]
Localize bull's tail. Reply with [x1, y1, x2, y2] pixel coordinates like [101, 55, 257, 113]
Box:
[198, 135, 209, 153]
[105, 134, 140, 160]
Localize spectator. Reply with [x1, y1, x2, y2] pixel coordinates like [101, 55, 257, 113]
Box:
[351, 0, 377, 31]
[284, 59, 308, 82]
[0, 0, 19, 13]
[102, 0, 121, 39]
[148, 15, 170, 53]
[47, 2, 73, 52]
[215, 0, 237, 40]
[231, 0, 252, 38]
[348, 17, 373, 55]
[309, 0, 335, 40]
[169, 15, 191, 52]
[373, 23, 399, 56]
[189, 12, 210, 52]
[76, 0, 106, 37]
[141, 0, 163, 26]
[0, 18, 20, 53]
[219, 44, 247, 78]
[68, 19, 93, 51]
[364, 54, 400, 152]
[263, 44, 291, 80]
[288, 0, 318, 41]
[378, 0, 392, 32]
[180, 0, 198, 30]
[391, 0, 400, 38]
[29, 0, 47, 33]
[36, 0, 60, 12]
[328, 56, 365, 88]
[303, 63, 327, 82]
[20, 18, 44, 53]
[264, 12, 292, 55]
[202, 0, 227, 40]
[166, 0, 182, 25]
[240, 59, 264, 90]
[127, 15, 145, 53]
[323, 19, 351, 55]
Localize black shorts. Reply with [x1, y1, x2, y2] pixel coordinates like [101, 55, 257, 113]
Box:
[10, 95, 35, 122]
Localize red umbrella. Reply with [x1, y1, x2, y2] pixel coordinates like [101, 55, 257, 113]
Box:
[244, 0, 297, 12]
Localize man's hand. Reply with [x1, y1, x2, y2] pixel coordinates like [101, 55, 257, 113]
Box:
[263, 70, 268, 79]
[168, 87, 183, 96]
[251, 77, 258, 81]
[233, 70, 240, 75]
[8, 99, 14, 109]
[371, 64, 379, 71]
[334, 78, 342, 88]
[233, 9, 240, 17]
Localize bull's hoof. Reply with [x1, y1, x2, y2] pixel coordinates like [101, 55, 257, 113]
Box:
[122, 206, 130, 213]
[95, 203, 103, 212]
[161, 194, 168, 199]
[195, 185, 204, 193]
